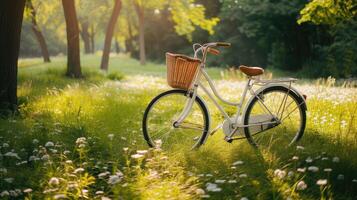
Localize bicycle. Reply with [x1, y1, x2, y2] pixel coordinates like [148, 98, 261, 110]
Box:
[142, 42, 307, 150]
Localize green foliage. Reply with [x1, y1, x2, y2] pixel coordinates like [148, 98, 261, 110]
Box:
[298, 0, 357, 25]
[107, 71, 125, 81]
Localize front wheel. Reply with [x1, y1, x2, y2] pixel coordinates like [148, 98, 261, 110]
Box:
[142, 90, 210, 150]
[243, 86, 307, 148]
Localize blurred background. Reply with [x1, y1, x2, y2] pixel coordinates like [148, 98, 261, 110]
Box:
[20, 0, 357, 79]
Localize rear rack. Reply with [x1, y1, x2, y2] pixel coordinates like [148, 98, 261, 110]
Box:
[253, 77, 297, 85]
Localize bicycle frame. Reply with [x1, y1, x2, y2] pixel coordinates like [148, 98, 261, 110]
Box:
[174, 43, 304, 141]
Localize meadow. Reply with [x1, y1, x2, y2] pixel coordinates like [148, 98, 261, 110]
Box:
[1, 54, 357, 199]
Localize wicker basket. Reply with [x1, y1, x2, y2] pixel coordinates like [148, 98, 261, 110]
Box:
[166, 52, 201, 90]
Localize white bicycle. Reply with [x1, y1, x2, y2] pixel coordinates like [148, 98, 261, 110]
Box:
[142, 42, 307, 150]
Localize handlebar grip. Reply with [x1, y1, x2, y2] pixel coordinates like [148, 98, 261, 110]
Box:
[207, 47, 220, 55]
[216, 42, 231, 47]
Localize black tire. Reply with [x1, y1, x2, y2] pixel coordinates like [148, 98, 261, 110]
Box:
[243, 86, 307, 148]
[142, 89, 210, 150]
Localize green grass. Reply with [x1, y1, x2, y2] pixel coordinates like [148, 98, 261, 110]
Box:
[0, 55, 356, 199]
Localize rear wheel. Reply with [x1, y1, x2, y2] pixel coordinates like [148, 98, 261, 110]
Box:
[243, 86, 306, 148]
[142, 90, 209, 150]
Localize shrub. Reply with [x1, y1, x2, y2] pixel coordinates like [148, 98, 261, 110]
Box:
[107, 72, 125, 81]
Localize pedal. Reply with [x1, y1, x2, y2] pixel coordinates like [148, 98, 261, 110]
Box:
[224, 136, 233, 143]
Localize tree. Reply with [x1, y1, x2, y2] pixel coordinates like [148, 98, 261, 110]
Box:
[0, 0, 26, 114]
[78, 0, 110, 54]
[79, 18, 92, 54]
[62, 0, 82, 78]
[298, 0, 356, 25]
[130, 0, 219, 65]
[100, 0, 122, 71]
[26, 0, 51, 62]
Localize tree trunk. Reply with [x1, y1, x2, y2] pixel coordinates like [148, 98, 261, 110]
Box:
[134, 3, 146, 65]
[115, 38, 120, 54]
[80, 19, 91, 54]
[0, 0, 26, 114]
[90, 24, 95, 53]
[100, 0, 122, 71]
[27, 0, 50, 62]
[62, 0, 82, 78]
[125, 19, 134, 55]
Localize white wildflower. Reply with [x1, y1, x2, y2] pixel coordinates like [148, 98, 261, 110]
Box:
[137, 150, 148, 155]
[296, 146, 304, 150]
[45, 141, 54, 147]
[95, 191, 104, 195]
[332, 157, 340, 163]
[76, 137, 87, 147]
[274, 169, 286, 179]
[297, 167, 306, 173]
[321, 157, 329, 161]
[308, 166, 319, 172]
[49, 177, 60, 186]
[201, 194, 211, 198]
[108, 175, 121, 185]
[324, 168, 332, 172]
[29, 155, 39, 161]
[296, 180, 307, 190]
[241, 197, 249, 200]
[215, 179, 226, 183]
[316, 179, 327, 186]
[121, 136, 127, 140]
[98, 171, 110, 179]
[50, 149, 58, 154]
[206, 183, 221, 192]
[23, 188, 33, 193]
[131, 154, 144, 159]
[305, 157, 313, 163]
[228, 180, 237, 183]
[239, 173, 248, 178]
[74, 168, 85, 174]
[352, 179, 357, 183]
[107, 134, 114, 140]
[101, 197, 112, 200]
[63, 150, 71, 155]
[32, 139, 39, 144]
[54, 194, 67, 199]
[292, 156, 299, 161]
[232, 160, 244, 165]
[123, 147, 129, 152]
[0, 190, 9, 197]
[206, 174, 213, 177]
[4, 152, 20, 159]
[2, 143, 9, 148]
[41, 155, 50, 161]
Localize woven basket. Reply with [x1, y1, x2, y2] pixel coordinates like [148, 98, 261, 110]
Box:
[166, 52, 201, 90]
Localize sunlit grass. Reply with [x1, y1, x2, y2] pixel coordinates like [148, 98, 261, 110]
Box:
[0, 56, 356, 199]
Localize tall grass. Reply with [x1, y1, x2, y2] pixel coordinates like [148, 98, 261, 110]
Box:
[0, 56, 356, 199]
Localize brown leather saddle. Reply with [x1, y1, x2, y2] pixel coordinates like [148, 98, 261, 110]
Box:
[239, 65, 264, 76]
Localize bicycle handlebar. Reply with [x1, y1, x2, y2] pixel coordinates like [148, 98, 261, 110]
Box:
[216, 42, 231, 47]
[193, 42, 231, 60]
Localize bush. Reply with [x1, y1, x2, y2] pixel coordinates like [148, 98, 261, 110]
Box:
[107, 72, 125, 81]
